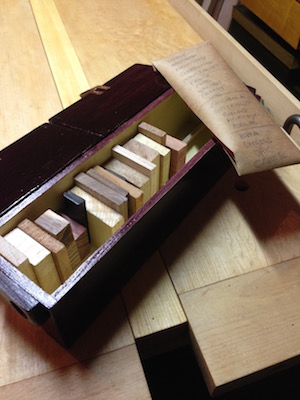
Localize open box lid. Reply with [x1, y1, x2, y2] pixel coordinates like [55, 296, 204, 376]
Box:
[153, 41, 300, 176]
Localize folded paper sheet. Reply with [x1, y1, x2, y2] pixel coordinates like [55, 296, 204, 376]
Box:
[153, 41, 300, 175]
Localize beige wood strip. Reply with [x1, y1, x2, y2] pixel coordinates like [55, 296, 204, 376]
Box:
[180, 257, 300, 395]
[30, 0, 89, 107]
[70, 186, 124, 247]
[169, 0, 300, 125]
[134, 133, 171, 187]
[0, 236, 38, 284]
[122, 251, 186, 340]
[89, 166, 144, 216]
[0, 0, 60, 150]
[0, 344, 151, 400]
[18, 219, 73, 283]
[4, 228, 61, 294]
[138, 122, 167, 145]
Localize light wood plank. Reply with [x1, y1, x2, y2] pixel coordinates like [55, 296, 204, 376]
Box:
[89, 166, 143, 216]
[0, 344, 151, 400]
[30, 0, 90, 107]
[0, 236, 38, 284]
[112, 145, 159, 195]
[165, 134, 187, 177]
[138, 122, 167, 145]
[70, 186, 124, 247]
[74, 172, 128, 221]
[4, 228, 61, 294]
[18, 219, 73, 283]
[180, 258, 300, 395]
[134, 133, 171, 187]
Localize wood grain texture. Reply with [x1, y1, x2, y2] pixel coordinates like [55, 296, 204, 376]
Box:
[0, 0, 61, 150]
[89, 166, 144, 216]
[30, 0, 90, 107]
[138, 121, 167, 145]
[35, 210, 81, 271]
[71, 186, 124, 247]
[60, 214, 90, 261]
[165, 134, 187, 177]
[4, 228, 61, 294]
[180, 257, 300, 395]
[18, 219, 73, 283]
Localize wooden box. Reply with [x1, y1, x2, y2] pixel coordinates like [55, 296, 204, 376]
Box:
[0, 63, 230, 345]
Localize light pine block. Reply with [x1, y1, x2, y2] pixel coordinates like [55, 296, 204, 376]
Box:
[71, 186, 124, 247]
[35, 209, 81, 270]
[5, 228, 61, 294]
[74, 172, 128, 220]
[124, 138, 160, 178]
[112, 144, 159, 195]
[89, 166, 143, 216]
[138, 121, 167, 145]
[18, 219, 73, 283]
[0, 236, 38, 284]
[165, 134, 187, 177]
[104, 158, 151, 203]
[134, 133, 171, 186]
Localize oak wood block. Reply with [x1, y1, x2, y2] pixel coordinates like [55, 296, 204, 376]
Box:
[112, 144, 159, 195]
[124, 138, 160, 172]
[35, 209, 81, 270]
[74, 172, 128, 220]
[60, 213, 90, 260]
[104, 158, 151, 203]
[4, 228, 61, 294]
[71, 186, 124, 247]
[134, 133, 171, 187]
[86, 168, 128, 198]
[138, 121, 167, 145]
[89, 166, 143, 216]
[165, 134, 187, 177]
[18, 219, 73, 283]
[0, 235, 38, 284]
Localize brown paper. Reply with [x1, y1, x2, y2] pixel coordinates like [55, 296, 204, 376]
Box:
[153, 41, 300, 175]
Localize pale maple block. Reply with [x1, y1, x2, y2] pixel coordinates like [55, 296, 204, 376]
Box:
[71, 186, 124, 247]
[18, 219, 73, 283]
[180, 258, 300, 395]
[60, 213, 90, 261]
[104, 158, 151, 203]
[74, 172, 128, 221]
[134, 133, 171, 187]
[89, 166, 143, 216]
[35, 209, 81, 270]
[138, 121, 167, 145]
[0, 236, 38, 284]
[4, 228, 61, 294]
[165, 134, 187, 177]
[112, 145, 159, 195]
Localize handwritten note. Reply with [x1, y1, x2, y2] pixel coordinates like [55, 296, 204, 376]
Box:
[153, 41, 300, 175]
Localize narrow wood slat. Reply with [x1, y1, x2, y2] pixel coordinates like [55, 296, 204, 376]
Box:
[30, 0, 90, 107]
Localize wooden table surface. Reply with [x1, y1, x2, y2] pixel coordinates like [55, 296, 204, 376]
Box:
[1, 0, 300, 398]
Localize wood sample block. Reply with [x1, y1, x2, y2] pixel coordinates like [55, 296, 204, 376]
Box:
[63, 190, 89, 229]
[74, 172, 128, 221]
[112, 144, 159, 195]
[18, 219, 73, 283]
[0, 235, 38, 284]
[165, 134, 187, 177]
[138, 121, 167, 145]
[35, 209, 81, 271]
[60, 213, 90, 260]
[134, 133, 171, 187]
[4, 228, 61, 294]
[124, 138, 160, 170]
[86, 168, 128, 199]
[104, 158, 151, 203]
[88, 166, 143, 216]
[71, 186, 124, 247]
